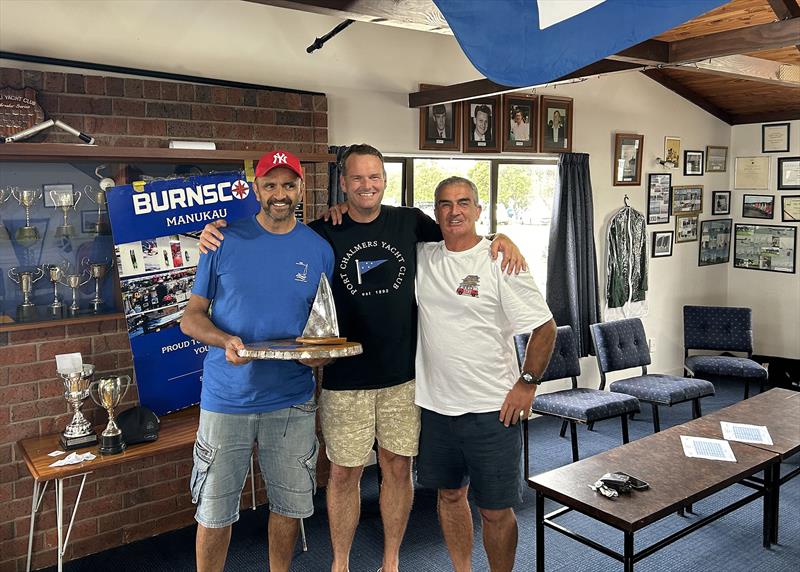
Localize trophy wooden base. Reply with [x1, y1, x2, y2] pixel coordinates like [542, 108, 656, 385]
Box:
[239, 339, 363, 361]
[295, 336, 346, 345]
[60, 432, 98, 451]
[98, 434, 127, 455]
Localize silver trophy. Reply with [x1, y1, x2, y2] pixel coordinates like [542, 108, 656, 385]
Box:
[87, 259, 113, 312]
[60, 364, 98, 450]
[8, 266, 44, 320]
[50, 188, 82, 238]
[62, 270, 91, 315]
[89, 375, 131, 455]
[299, 273, 341, 341]
[43, 262, 68, 315]
[84, 185, 111, 235]
[11, 188, 42, 247]
[0, 187, 11, 236]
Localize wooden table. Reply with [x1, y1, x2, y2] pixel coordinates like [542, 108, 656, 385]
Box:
[528, 420, 779, 572]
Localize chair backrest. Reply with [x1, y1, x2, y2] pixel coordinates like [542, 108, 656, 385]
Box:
[590, 318, 651, 374]
[683, 305, 753, 354]
[514, 325, 581, 383]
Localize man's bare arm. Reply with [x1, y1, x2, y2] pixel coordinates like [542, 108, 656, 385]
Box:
[198, 220, 228, 254]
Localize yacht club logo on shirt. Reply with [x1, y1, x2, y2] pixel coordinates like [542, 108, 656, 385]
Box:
[295, 262, 309, 282]
[338, 240, 406, 297]
[456, 275, 480, 298]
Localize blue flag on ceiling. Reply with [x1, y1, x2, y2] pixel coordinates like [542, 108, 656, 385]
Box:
[433, 0, 727, 87]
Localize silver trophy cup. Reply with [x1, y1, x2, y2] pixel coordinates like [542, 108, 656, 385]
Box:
[62, 271, 91, 315]
[11, 188, 42, 247]
[88, 261, 113, 312]
[60, 364, 99, 450]
[85, 185, 111, 235]
[50, 188, 82, 238]
[89, 375, 131, 455]
[43, 263, 68, 315]
[8, 266, 44, 320]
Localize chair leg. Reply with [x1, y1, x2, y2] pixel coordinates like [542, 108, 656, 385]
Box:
[629, 411, 636, 420]
[569, 422, 579, 462]
[587, 422, 595, 432]
[744, 379, 750, 400]
[621, 415, 630, 444]
[692, 398, 702, 419]
[651, 403, 661, 433]
[523, 418, 530, 478]
[559, 419, 568, 438]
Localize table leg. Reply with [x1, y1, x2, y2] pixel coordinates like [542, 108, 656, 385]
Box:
[536, 491, 544, 572]
[56, 478, 64, 572]
[762, 463, 777, 548]
[624, 531, 634, 572]
[770, 463, 780, 544]
[26, 480, 41, 572]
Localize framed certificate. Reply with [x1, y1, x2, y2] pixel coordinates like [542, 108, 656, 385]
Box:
[762, 123, 790, 153]
[778, 157, 800, 190]
[734, 156, 770, 190]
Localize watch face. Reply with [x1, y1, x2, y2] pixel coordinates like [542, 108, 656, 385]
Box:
[522, 372, 535, 384]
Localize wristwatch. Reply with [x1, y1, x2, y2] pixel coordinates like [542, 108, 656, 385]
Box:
[520, 371, 543, 385]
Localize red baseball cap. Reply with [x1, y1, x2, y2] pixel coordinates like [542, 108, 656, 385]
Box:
[254, 150, 304, 180]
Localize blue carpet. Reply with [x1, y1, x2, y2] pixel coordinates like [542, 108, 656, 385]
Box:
[45, 380, 799, 571]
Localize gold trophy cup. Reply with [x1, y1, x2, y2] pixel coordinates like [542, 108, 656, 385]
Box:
[89, 375, 131, 455]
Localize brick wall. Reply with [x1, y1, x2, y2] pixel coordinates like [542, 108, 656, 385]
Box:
[0, 65, 329, 571]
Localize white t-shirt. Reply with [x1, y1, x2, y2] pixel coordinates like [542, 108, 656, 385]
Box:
[415, 238, 552, 415]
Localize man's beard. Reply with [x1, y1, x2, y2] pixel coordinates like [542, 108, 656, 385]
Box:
[263, 199, 294, 222]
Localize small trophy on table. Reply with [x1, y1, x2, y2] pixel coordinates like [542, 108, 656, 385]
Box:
[90, 375, 131, 455]
[55, 353, 98, 450]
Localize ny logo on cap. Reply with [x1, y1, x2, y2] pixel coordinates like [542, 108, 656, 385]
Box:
[273, 152, 288, 165]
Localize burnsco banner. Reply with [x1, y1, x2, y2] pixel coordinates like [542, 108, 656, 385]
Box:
[106, 171, 259, 415]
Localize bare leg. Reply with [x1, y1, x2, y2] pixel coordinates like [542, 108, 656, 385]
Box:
[268, 512, 300, 572]
[196, 524, 231, 572]
[328, 463, 365, 572]
[478, 507, 517, 572]
[377, 448, 413, 572]
[437, 487, 473, 572]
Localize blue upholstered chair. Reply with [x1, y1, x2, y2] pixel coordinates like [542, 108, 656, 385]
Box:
[514, 326, 640, 473]
[590, 318, 715, 433]
[683, 305, 768, 399]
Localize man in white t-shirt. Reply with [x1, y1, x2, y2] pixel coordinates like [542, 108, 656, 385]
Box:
[415, 176, 556, 572]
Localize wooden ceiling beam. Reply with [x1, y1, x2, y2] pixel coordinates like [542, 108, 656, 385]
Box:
[641, 69, 732, 124]
[767, 0, 800, 20]
[672, 55, 800, 87]
[607, 40, 669, 65]
[669, 17, 800, 62]
[731, 109, 800, 124]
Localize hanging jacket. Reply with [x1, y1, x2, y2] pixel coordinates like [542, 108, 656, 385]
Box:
[606, 206, 647, 309]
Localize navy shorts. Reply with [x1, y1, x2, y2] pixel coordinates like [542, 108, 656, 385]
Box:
[416, 408, 523, 510]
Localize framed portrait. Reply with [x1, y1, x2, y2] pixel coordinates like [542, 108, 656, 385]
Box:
[778, 156, 800, 190]
[539, 96, 573, 153]
[734, 224, 796, 273]
[762, 122, 790, 153]
[671, 185, 703, 214]
[43, 183, 75, 208]
[742, 194, 775, 219]
[651, 230, 674, 258]
[782, 195, 800, 222]
[712, 191, 731, 215]
[463, 96, 500, 153]
[675, 213, 699, 243]
[647, 173, 671, 224]
[418, 84, 461, 151]
[735, 156, 770, 189]
[684, 150, 704, 176]
[706, 146, 728, 172]
[664, 136, 681, 169]
[613, 133, 644, 186]
[501, 93, 537, 152]
[698, 218, 732, 266]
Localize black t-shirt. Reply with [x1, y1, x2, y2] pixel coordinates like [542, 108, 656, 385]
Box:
[309, 205, 441, 390]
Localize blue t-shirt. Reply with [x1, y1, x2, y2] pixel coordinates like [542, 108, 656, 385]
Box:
[192, 216, 334, 414]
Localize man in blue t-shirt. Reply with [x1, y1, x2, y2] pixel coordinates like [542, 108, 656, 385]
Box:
[181, 149, 334, 572]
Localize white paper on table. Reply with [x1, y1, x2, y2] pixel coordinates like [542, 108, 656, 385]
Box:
[48, 450, 66, 457]
[680, 435, 737, 462]
[48, 451, 96, 468]
[720, 421, 773, 445]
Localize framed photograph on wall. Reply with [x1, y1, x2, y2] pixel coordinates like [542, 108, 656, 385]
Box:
[501, 93, 537, 152]
[664, 136, 681, 169]
[712, 191, 731, 215]
[742, 194, 775, 219]
[782, 195, 800, 222]
[613, 133, 644, 186]
[418, 85, 461, 151]
[698, 218, 732, 266]
[675, 213, 699, 243]
[762, 122, 790, 153]
[672, 185, 703, 214]
[539, 96, 573, 153]
[43, 183, 75, 208]
[735, 156, 770, 189]
[684, 150, 704, 176]
[463, 96, 500, 152]
[651, 230, 674, 258]
[647, 173, 672, 224]
[734, 224, 796, 273]
[706, 146, 728, 172]
[778, 157, 800, 190]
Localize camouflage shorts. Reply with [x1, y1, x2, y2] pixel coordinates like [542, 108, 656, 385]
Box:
[320, 380, 420, 467]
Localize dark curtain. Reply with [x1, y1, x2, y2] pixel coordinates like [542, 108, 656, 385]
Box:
[546, 153, 600, 357]
[327, 145, 349, 206]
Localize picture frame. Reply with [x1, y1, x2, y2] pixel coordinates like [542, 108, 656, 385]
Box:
[418, 84, 461, 151]
[80, 210, 101, 234]
[651, 230, 674, 258]
[761, 122, 790, 153]
[613, 133, 644, 186]
[778, 156, 800, 190]
[706, 146, 728, 172]
[698, 218, 732, 266]
[647, 173, 672, 224]
[664, 136, 681, 169]
[734, 224, 796, 274]
[712, 191, 731, 215]
[735, 156, 770, 189]
[782, 195, 800, 222]
[671, 185, 703, 214]
[742, 194, 775, 219]
[463, 96, 500, 153]
[675, 213, 699, 243]
[501, 93, 537, 152]
[539, 95, 573, 153]
[43, 183, 74, 208]
[684, 150, 704, 176]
